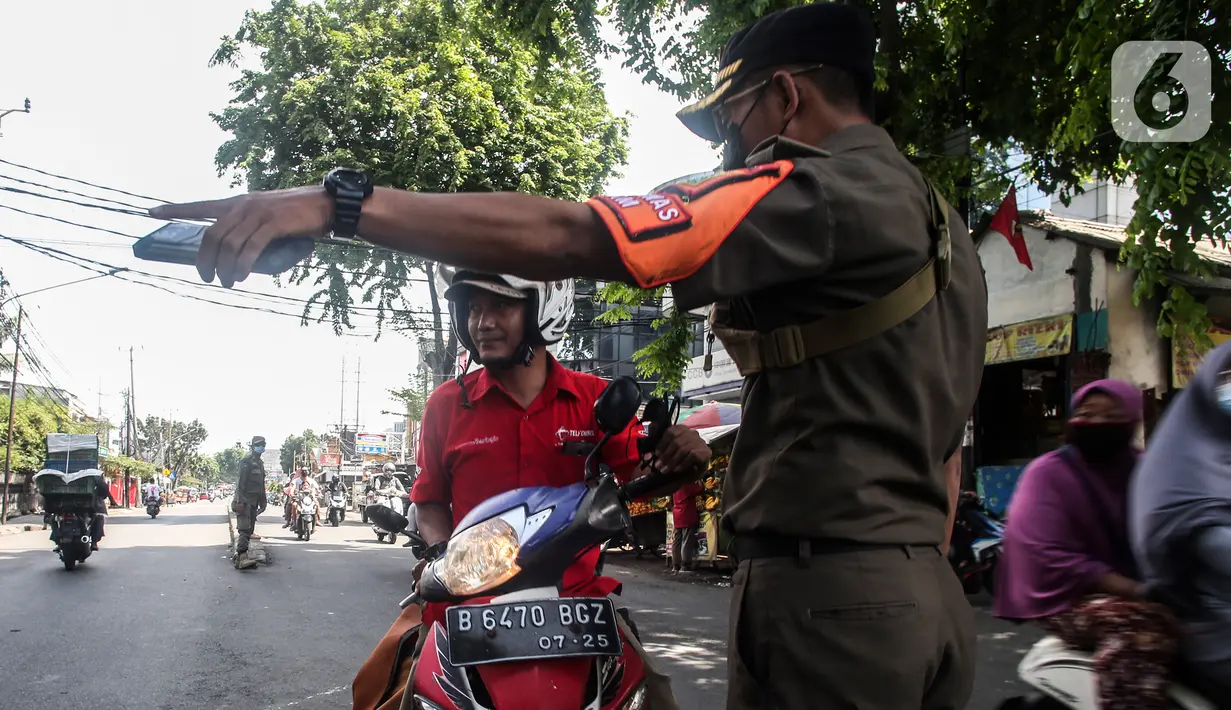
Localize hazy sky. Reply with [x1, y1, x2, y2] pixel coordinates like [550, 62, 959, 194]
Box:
[0, 1, 719, 452]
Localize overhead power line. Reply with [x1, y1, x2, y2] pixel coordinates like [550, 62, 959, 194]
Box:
[0, 157, 172, 204]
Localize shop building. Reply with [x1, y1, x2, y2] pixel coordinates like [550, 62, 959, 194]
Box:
[971, 211, 1231, 514]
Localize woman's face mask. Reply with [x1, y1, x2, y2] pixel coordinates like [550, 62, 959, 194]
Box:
[1067, 422, 1134, 465]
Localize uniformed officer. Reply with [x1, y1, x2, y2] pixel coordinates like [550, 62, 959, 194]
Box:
[233, 436, 268, 570]
[153, 3, 987, 704]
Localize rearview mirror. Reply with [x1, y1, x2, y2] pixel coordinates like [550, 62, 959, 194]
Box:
[366, 505, 408, 534]
[594, 376, 642, 434]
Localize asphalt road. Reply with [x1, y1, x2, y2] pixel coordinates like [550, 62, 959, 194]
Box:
[0, 502, 1041, 710]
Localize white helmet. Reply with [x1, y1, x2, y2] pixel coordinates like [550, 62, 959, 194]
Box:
[441, 267, 574, 363]
[382, 463, 396, 473]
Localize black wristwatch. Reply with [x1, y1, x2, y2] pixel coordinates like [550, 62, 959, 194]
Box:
[322, 168, 374, 239]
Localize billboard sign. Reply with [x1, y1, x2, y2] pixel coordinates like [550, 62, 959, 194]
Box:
[319, 452, 342, 467]
[355, 432, 387, 454]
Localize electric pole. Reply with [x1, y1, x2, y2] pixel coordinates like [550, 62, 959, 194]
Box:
[354, 357, 361, 435]
[2, 306, 23, 524]
[126, 346, 137, 506]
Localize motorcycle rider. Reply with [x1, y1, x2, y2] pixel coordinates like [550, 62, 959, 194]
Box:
[288, 467, 320, 529]
[373, 463, 406, 516]
[1132, 341, 1231, 698]
[350, 271, 710, 710]
[145, 481, 161, 506]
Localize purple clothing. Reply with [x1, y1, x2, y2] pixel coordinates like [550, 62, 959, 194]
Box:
[995, 379, 1142, 621]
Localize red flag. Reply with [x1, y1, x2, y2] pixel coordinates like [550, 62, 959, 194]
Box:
[987, 186, 1033, 271]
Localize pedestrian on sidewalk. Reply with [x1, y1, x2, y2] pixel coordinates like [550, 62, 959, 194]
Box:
[233, 436, 268, 570]
[669, 480, 703, 573]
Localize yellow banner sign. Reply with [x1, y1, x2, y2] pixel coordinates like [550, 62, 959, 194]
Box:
[1171, 327, 1231, 389]
[986, 314, 1074, 365]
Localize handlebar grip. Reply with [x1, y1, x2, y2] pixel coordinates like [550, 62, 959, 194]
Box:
[622, 470, 672, 501]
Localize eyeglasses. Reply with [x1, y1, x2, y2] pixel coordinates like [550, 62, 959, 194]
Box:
[711, 64, 827, 141]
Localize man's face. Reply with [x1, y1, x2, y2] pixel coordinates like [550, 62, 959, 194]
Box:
[466, 289, 527, 362]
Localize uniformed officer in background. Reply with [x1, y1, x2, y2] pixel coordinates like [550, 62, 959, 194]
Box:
[154, 3, 988, 705]
[233, 436, 268, 570]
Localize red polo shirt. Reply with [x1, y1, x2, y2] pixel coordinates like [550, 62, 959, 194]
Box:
[411, 356, 644, 613]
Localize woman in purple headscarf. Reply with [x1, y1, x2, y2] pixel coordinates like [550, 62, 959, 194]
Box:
[996, 379, 1178, 710]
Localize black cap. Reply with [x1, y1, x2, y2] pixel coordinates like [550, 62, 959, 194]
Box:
[676, 2, 876, 142]
[251, 436, 266, 447]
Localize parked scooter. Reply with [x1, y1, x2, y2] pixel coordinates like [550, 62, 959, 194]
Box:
[364, 376, 678, 710]
[949, 490, 1005, 595]
[999, 636, 1218, 709]
[146, 495, 162, 519]
[327, 489, 347, 527]
[294, 489, 318, 541]
[370, 488, 403, 545]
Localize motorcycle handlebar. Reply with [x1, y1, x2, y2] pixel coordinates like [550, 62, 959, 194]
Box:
[621, 470, 673, 501]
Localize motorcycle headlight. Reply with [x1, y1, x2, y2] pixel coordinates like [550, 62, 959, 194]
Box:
[436, 518, 521, 596]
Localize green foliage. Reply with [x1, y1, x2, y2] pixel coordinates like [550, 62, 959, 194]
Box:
[280, 429, 321, 474]
[104, 455, 158, 480]
[209, 0, 630, 372]
[0, 396, 93, 473]
[135, 416, 209, 476]
[213, 444, 248, 484]
[192, 455, 222, 485]
[495, 0, 1230, 378]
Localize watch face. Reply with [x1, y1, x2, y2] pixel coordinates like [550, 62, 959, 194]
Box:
[329, 168, 370, 193]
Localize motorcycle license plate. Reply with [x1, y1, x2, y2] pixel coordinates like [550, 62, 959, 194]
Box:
[445, 597, 622, 667]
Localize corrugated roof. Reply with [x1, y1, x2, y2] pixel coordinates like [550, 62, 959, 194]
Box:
[1020, 211, 1231, 270]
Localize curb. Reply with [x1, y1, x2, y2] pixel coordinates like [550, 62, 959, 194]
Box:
[227, 507, 271, 567]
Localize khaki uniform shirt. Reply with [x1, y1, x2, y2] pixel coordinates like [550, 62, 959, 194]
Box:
[589, 124, 988, 546]
[235, 453, 267, 505]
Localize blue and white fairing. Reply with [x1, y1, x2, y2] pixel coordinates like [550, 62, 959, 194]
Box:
[419, 476, 630, 602]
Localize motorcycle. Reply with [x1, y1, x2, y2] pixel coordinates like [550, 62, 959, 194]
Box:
[146, 495, 162, 519]
[294, 489, 318, 541]
[33, 469, 98, 571]
[949, 490, 1004, 595]
[1000, 636, 1218, 709]
[370, 488, 403, 545]
[366, 375, 679, 710]
[327, 489, 347, 527]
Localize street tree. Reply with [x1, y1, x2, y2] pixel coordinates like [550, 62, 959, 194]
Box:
[192, 455, 222, 485]
[135, 416, 209, 477]
[280, 429, 321, 474]
[0, 395, 93, 474]
[208, 0, 629, 386]
[490, 0, 1229, 390]
[213, 444, 248, 484]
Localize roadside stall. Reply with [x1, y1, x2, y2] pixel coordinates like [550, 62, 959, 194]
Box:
[665, 422, 738, 570]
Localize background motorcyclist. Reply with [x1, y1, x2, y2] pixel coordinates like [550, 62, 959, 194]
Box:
[998, 379, 1179, 710]
[374, 463, 406, 515]
[288, 468, 320, 527]
[1132, 341, 1231, 698]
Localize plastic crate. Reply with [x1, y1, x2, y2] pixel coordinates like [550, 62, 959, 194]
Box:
[42, 493, 95, 513]
[36, 475, 97, 496]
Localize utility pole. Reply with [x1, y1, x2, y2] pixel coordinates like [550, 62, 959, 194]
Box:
[126, 346, 137, 507]
[354, 357, 361, 435]
[338, 355, 346, 460]
[2, 306, 23, 524]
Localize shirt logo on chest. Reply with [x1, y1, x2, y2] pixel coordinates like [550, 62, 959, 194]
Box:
[556, 426, 595, 442]
[459, 435, 500, 448]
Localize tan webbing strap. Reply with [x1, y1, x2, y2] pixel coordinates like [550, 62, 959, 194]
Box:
[714, 180, 955, 376]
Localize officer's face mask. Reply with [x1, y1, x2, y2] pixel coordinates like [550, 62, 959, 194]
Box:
[718, 84, 771, 172]
[253, 445, 265, 455]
